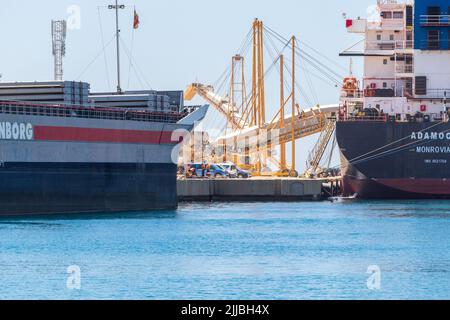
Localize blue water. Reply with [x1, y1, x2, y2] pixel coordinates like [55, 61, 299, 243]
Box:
[0, 201, 449, 300]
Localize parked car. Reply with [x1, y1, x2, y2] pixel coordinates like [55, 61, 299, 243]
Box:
[186, 163, 230, 178]
[210, 164, 231, 178]
[219, 162, 252, 179]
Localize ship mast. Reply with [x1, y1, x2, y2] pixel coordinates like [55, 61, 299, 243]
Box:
[108, 0, 125, 94]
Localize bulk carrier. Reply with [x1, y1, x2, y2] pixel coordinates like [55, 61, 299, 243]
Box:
[338, 0, 450, 199]
[0, 7, 206, 215]
[0, 82, 203, 215]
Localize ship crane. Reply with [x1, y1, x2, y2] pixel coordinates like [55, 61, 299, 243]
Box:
[184, 19, 343, 176]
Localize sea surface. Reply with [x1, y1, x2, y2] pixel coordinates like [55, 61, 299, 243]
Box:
[0, 201, 449, 300]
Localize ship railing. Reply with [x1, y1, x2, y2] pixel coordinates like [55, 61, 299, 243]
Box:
[414, 89, 450, 99]
[339, 116, 388, 122]
[380, 19, 407, 30]
[338, 113, 388, 122]
[0, 100, 183, 123]
[365, 40, 413, 51]
[420, 15, 450, 26]
[340, 90, 364, 99]
[339, 111, 446, 123]
[417, 39, 450, 50]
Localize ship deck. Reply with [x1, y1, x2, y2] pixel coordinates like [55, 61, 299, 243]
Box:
[0, 100, 182, 124]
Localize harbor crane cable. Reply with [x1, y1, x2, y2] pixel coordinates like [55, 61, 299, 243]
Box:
[265, 36, 332, 108]
[127, 8, 137, 90]
[210, 23, 337, 119]
[120, 37, 152, 89]
[340, 120, 445, 164]
[119, 37, 146, 89]
[263, 25, 345, 84]
[76, 35, 116, 81]
[208, 30, 255, 136]
[215, 24, 332, 114]
[265, 25, 345, 81]
[263, 23, 348, 75]
[256, 33, 315, 107]
[324, 121, 449, 173]
[97, 6, 112, 91]
[213, 28, 252, 93]
[187, 20, 344, 173]
[268, 33, 342, 89]
[299, 41, 348, 73]
[297, 38, 319, 104]
[85, 6, 149, 91]
[337, 135, 450, 178]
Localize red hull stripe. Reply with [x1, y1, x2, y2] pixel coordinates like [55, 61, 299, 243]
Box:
[33, 126, 179, 145]
[376, 179, 450, 195]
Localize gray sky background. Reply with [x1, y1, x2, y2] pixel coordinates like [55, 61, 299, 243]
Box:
[0, 0, 375, 170]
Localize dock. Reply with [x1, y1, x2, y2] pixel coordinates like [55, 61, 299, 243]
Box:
[177, 177, 332, 202]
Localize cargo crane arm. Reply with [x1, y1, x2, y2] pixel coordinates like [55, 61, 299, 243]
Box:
[184, 83, 244, 129]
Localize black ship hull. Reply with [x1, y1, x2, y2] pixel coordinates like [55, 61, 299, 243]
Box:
[336, 121, 450, 199]
[0, 104, 193, 216]
[0, 162, 177, 216]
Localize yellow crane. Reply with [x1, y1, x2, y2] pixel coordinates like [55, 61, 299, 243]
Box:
[184, 19, 340, 177]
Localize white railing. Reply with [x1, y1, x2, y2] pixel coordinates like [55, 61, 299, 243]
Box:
[420, 15, 450, 26]
[365, 40, 413, 51]
[0, 100, 182, 123]
[415, 89, 450, 99]
[380, 19, 406, 30]
[377, 0, 402, 4]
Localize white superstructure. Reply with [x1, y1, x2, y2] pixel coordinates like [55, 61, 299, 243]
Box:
[340, 0, 450, 122]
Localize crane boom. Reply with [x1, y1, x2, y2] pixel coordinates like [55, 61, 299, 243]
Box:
[185, 82, 339, 142]
[184, 83, 245, 129]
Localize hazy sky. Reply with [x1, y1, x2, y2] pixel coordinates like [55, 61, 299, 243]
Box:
[0, 0, 375, 170]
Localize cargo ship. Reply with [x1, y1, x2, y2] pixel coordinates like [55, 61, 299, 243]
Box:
[338, 0, 450, 199]
[0, 7, 207, 215]
[0, 81, 206, 215]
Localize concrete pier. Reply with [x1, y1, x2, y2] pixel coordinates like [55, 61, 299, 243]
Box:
[177, 177, 324, 202]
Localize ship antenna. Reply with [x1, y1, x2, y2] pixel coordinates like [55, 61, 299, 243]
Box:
[108, 0, 125, 94]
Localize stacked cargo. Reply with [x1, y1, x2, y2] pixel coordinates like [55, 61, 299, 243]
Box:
[89, 92, 156, 109]
[157, 91, 184, 112]
[89, 90, 183, 113]
[0, 81, 183, 112]
[0, 81, 90, 105]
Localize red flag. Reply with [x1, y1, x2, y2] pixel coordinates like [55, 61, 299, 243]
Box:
[346, 19, 353, 28]
[133, 9, 140, 29]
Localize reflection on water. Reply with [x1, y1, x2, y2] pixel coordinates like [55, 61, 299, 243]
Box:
[0, 211, 178, 223]
[351, 200, 450, 219]
[0, 200, 449, 300]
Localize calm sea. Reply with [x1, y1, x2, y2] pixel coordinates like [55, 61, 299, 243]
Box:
[0, 201, 449, 300]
